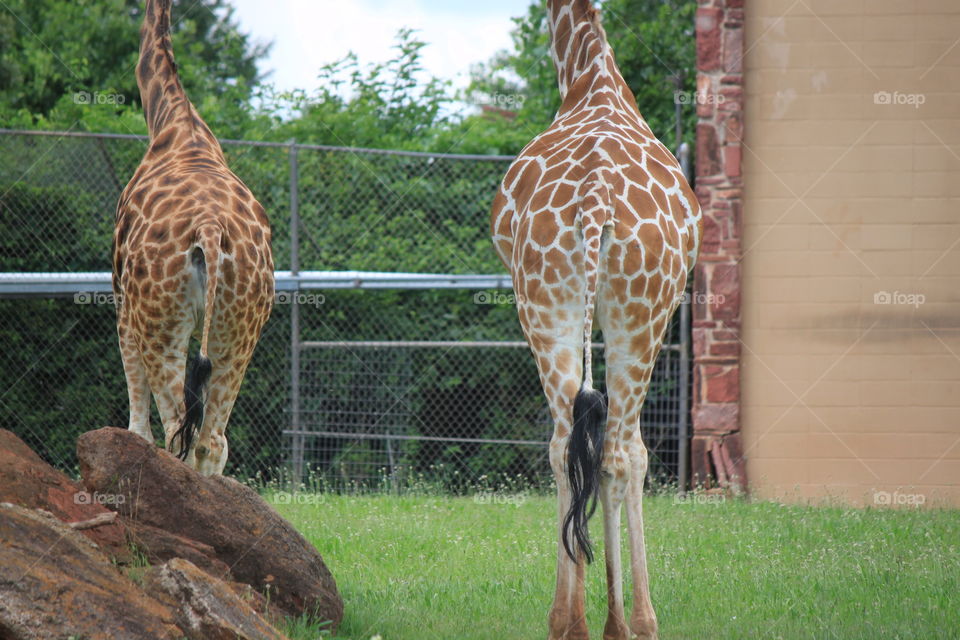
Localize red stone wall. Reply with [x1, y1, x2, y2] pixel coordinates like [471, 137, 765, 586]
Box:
[692, 0, 746, 490]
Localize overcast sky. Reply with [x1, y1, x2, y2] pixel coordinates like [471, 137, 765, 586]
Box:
[229, 0, 535, 95]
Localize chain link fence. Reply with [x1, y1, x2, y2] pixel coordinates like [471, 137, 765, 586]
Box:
[0, 129, 690, 490]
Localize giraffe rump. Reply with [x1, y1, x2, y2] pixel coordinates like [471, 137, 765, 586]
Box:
[562, 386, 606, 564]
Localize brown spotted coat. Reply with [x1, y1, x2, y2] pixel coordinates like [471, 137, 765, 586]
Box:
[490, 1, 701, 638]
[113, 0, 273, 475]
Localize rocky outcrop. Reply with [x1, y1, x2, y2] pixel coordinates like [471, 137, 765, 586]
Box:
[0, 427, 340, 638]
[145, 558, 288, 640]
[77, 426, 342, 626]
[0, 429, 127, 558]
[122, 518, 234, 580]
[0, 503, 182, 640]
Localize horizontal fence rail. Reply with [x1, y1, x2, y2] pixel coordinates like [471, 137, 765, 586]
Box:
[0, 272, 514, 295]
[0, 128, 690, 491]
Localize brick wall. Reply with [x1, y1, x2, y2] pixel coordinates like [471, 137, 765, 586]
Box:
[692, 0, 747, 489]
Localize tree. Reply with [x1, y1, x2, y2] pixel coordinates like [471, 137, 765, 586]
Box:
[262, 28, 454, 151]
[459, 0, 696, 156]
[0, 0, 269, 133]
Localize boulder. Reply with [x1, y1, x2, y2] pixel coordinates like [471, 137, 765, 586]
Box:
[144, 558, 289, 640]
[122, 517, 234, 580]
[78, 427, 343, 628]
[0, 429, 127, 559]
[0, 502, 182, 640]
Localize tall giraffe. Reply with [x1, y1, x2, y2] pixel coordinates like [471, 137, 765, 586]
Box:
[491, 1, 701, 638]
[113, 0, 274, 475]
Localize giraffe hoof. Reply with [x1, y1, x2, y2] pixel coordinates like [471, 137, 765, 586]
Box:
[602, 619, 631, 640]
[628, 624, 657, 640]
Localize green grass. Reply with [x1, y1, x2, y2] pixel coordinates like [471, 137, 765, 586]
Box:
[269, 491, 960, 640]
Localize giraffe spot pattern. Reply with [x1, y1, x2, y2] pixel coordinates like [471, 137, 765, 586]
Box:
[490, 0, 702, 476]
[114, 0, 274, 476]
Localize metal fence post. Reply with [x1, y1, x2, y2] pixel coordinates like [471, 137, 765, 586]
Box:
[678, 296, 690, 493]
[673, 78, 693, 493]
[289, 140, 304, 487]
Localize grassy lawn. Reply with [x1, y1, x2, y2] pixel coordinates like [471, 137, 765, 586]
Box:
[269, 491, 960, 640]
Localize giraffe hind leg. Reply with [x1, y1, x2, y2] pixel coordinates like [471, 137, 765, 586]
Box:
[602, 343, 661, 640]
[135, 309, 194, 455]
[192, 346, 254, 476]
[118, 319, 152, 442]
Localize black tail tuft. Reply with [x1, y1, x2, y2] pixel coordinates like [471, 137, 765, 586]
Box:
[172, 354, 212, 460]
[562, 386, 607, 564]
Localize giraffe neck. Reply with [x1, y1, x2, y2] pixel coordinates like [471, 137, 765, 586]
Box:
[547, 0, 645, 124]
[547, 0, 611, 99]
[137, 0, 220, 154]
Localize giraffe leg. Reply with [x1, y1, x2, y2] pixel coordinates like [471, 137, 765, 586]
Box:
[192, 345, 253, 476]
[142, 349, 188, 451]
[118, 318, 152, 442]
[549, 434, 590, 640]
[537, 343, 590, 640]
[602, 341, 660, 640]
[194, 394, 235, 477]
[135, 324, 192, 454]
[600, 471, 630, 640]
[625, 440, 657, 639]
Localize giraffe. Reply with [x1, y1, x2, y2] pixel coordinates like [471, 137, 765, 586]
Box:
[490, 1, 701, 638]
[112, 0, 274, 475]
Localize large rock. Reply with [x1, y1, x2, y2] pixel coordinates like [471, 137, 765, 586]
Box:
[122, 517, 234, 580]
[0, 503, 182, 639]
[0, 429, 127, 558]
[145, 558, 288, 640]
[78, 427, 343, 628]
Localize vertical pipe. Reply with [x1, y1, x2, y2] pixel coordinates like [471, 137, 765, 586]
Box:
[678, 296, 690, 494]
[679, 143, 692, 186]
[674, 72, 683, 153]
[675, 76, 690, 494]
[289, 140, 304, 487]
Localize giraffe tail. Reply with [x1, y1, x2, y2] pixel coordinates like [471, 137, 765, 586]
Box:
[562, 387, 606, 564]
[562, 207, 608, 564]
[171, 225, 220, 461]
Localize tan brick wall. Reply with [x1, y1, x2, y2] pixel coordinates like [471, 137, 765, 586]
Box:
[740, 0, 960, 506]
